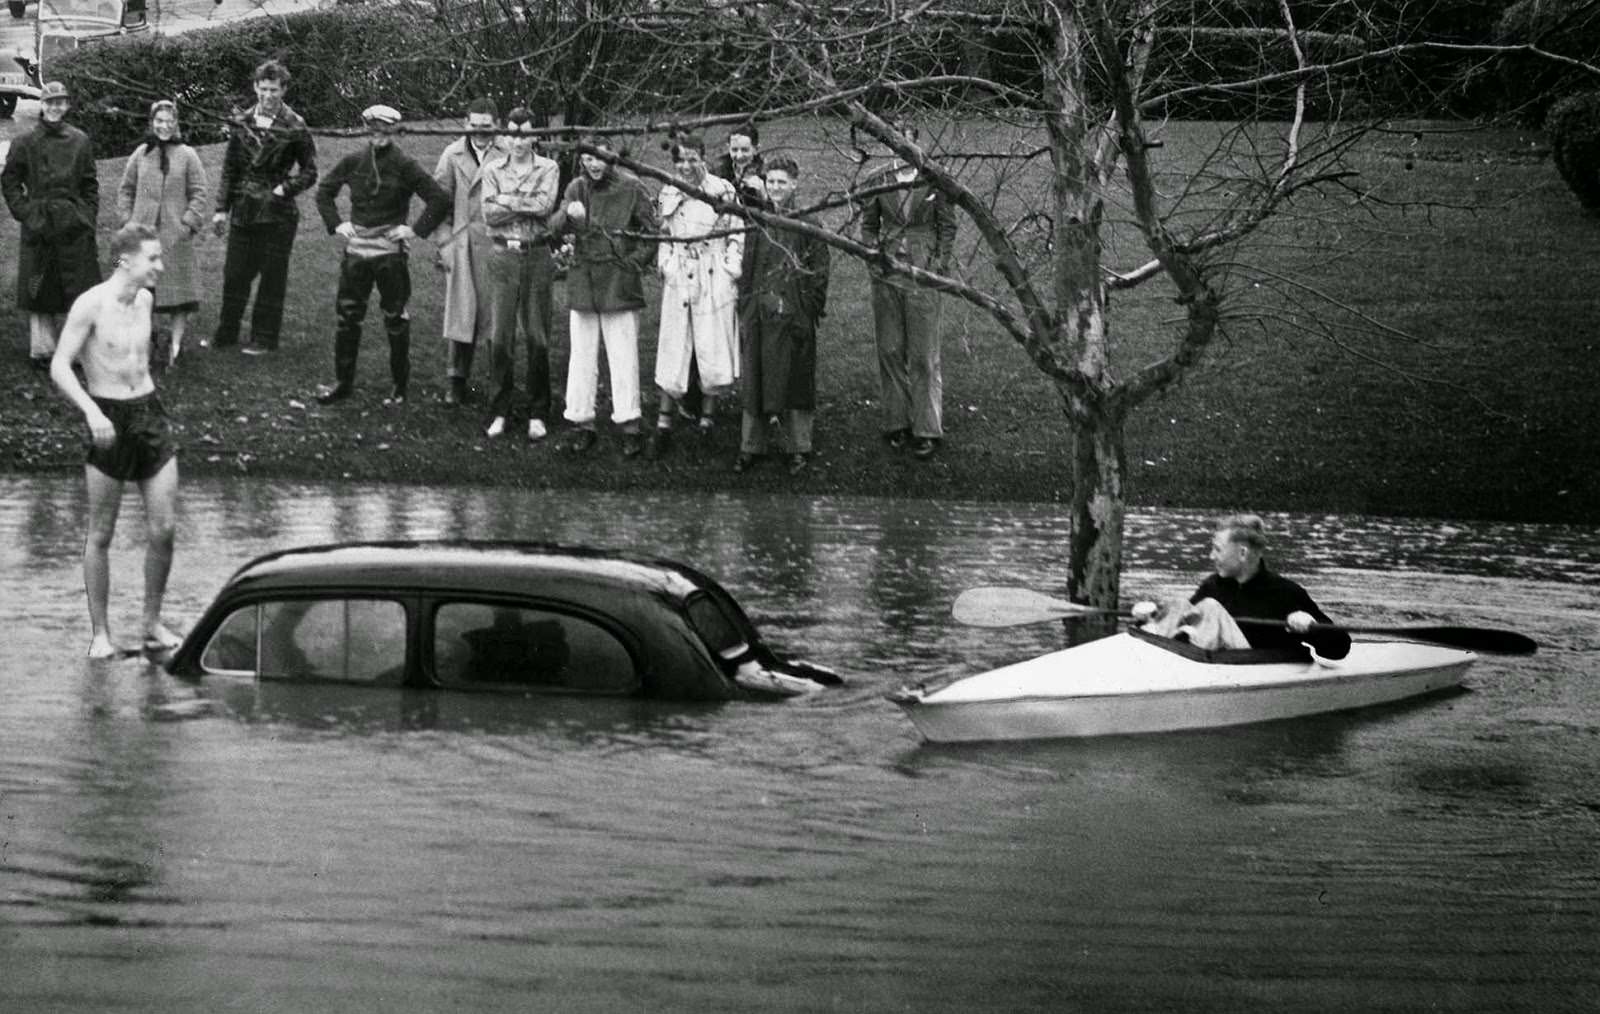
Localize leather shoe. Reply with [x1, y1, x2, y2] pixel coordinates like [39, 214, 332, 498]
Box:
[316, 384, 353, 405]
[733, 452, 758, 473]
[787, 453, 808, 476]
[912, 436, 939, 459]
[883, 427, 910, 450]
[621, 432, 644, 458]
[444, 378, 464, 405]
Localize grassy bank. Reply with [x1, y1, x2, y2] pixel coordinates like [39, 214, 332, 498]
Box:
[1, 119, 1595, 524]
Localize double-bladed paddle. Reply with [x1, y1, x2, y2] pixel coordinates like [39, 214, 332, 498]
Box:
[951, 586, 1539, 655]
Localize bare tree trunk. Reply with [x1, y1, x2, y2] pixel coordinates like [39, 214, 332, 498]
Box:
[1066, 405, 1126, 610]
[1045, 5, 1121, 610]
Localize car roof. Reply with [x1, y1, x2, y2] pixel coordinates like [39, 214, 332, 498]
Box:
[221, 540, 711, 602]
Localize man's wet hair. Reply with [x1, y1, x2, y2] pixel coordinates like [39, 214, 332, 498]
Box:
[111, 222, 159, 263]
[728, 122, 759, 147]
[506, 106, 535, 130]
[671, 133, 706, 160]
[765, 154, 800, 178]
[1215, 513, 1268, 552]
[253, 60, 290, 86]
[466, 97, 499, 121]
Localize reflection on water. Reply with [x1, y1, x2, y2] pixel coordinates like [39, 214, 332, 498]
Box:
[1, 475, 1597, 1012]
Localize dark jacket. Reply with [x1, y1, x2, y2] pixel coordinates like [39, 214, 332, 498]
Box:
[738, 218, 830, 413]
[1, 120, 100, 311]
[858, 165, 956, 277]
[549, 169, 658, 313]
[216, 103, 318, 227]
[316, 144, 450, 238]
[1192, 563, 1351, 659]
[714, 152, 766, 207]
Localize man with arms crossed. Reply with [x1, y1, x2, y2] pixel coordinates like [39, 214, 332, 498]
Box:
[50, 224, 181, 659]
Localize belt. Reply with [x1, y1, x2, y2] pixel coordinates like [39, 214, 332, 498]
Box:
[491, 236, 543, 251]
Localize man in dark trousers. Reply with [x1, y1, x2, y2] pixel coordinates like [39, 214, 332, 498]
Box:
[312, 104, 450, 405]
[858, 120, 956, 460]
[1, 80, 100, 369]
[210, 60, 318, 355]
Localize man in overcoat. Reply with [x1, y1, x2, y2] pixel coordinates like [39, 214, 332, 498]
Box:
[1, 81, 100, 368]
[735, 156, 830, 477]
[210, 60, 318, 355]
[858, 121, 956, 459]
[431, 98, 508, 405]
[548, 136, 658, 456]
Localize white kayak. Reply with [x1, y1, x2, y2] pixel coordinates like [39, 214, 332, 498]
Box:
[891, 629, 1475, 742]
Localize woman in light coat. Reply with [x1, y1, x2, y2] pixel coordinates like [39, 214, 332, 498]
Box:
[648, 133, 742, 455]
[118, 100, 208, 364]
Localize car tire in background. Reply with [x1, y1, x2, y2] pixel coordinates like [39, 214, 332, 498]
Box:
[7, 2, 24, 19]
[0, 95, 15, 119]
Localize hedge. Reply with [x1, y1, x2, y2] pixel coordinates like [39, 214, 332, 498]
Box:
[1495, 0, 1600, 125]
[51, 6, 457, 157]
[51, 0, 1538, 160]
[1548, 89, 1600, 209]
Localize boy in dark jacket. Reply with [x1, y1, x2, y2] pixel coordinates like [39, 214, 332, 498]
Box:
[210, 61, 318, 355]
[312, 104, 450, 404]
[734, 156, 830, 477]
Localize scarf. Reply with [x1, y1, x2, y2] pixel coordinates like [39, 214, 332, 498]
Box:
[142, 131, 184, 174]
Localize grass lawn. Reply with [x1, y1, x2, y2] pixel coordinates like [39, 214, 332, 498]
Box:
[1, 117, 1594, 524]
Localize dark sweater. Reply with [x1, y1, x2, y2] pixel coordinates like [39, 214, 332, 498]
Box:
[1191, 563, 1351, 659]
[316, 144, 450, 238]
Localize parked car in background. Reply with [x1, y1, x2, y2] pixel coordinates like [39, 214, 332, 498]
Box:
[0, 0, 146, 118]
[167, 541, 843, 701]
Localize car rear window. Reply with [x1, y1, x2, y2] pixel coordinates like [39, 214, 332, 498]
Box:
[685, 593, 748, 657]
[431, 602, 639, 694]
[199, 598, 407, 684]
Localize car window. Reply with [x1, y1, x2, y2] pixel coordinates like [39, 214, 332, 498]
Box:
[200, 604, 258, 673]
[685, 592, 749, 657]
[200, 598, 407, 683]
[432, 602, 638, 694]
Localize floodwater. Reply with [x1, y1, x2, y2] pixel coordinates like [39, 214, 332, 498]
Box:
[1, 476, 1597, 1013]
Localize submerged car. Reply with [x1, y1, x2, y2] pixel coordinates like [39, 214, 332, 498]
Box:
[167, 541, 841, 700]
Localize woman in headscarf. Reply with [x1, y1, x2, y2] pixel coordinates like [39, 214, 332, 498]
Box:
[118, 100, 208, 364]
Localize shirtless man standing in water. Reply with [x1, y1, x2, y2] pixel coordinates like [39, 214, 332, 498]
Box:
[50, 223, 181, 659]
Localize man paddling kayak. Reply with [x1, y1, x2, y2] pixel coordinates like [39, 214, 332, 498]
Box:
[1133, 514, 1351, 659]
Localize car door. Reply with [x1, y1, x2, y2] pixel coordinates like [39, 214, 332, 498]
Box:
[424, 597, 643, 695]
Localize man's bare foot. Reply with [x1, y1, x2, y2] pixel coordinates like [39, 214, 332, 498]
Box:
[87, 634, 121, 659]
[142, 622, 182, 652]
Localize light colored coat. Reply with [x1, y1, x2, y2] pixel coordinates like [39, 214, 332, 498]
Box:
[118, 141, 208, 308]
[431, 134, 508, 345]
[655, 173, 742, 395]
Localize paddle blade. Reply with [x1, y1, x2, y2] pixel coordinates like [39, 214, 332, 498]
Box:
[952, 586, 1116, 627]
[1372, 625, 1538, 656]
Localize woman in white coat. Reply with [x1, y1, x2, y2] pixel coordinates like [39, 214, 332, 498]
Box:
[648, 133, 742, 458]
[117, 100, 208, 364]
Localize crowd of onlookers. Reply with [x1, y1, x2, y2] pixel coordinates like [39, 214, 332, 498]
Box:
[3, 60, 960, 475]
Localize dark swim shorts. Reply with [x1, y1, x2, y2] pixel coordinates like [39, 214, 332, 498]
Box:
[84, 392, 178, 481]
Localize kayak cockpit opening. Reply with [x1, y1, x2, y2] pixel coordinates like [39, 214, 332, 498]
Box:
[1128, 625, 1313, 666]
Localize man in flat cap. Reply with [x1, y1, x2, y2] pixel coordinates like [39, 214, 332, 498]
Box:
[1, 80, 101, 369]
[313, 104, 450, 404]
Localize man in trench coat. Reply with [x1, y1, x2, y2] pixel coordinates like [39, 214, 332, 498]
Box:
[432, 98, 508, 404]
[1, 81, 100, 368]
